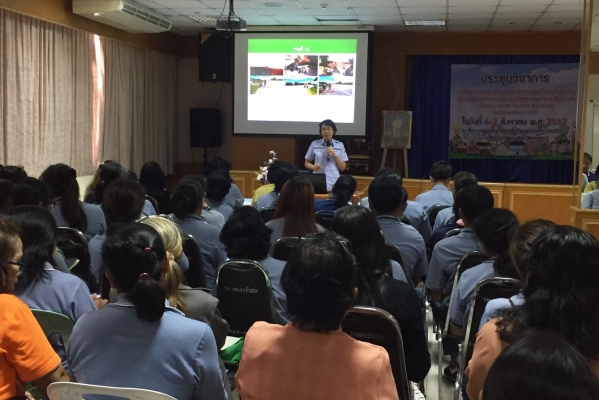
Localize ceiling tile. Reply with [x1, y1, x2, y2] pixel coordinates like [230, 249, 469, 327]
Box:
[447, 24, 489, 32]
[399, 6, 446, 15]
[396, 0, 446, 6]
[359, 15, 402, 23]
[200, 0, 257, 8]
[490, 19, 536, 26]
[294, 0, 352, 8]
[353, 7, 400, 15]
[153, 8, 183, 15]
[304, 7, 357, 15]
[546, 4, 584, 13]
[493, 13, 542, 20]
[487, 24, 532, 31]
[151, 0, 205, 7]
[447, 6, 496, 14]
[402, 14, 447, 20]
[496, 5, 547, 13]
[346, 0, 398, 7]
[260, 6, 311, 15]
[448, 0, 499, 6]
[447, 13, 493, 21]
[498, 0, 549, 4]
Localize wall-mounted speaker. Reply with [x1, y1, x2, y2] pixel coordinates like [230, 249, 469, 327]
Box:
[190, 108, 222, 148]
[199, 34, 232, 83]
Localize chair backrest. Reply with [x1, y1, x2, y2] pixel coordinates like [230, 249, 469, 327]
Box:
[145, 195, 160, 214]
[270, 237, 303, 262]
[56, 227, 97, 293]
[31, 309, 74, 350]
[443, 251, 488, 339]
[384, 242, 408, 279]
[342, 306, 413, 400]
[315, 210, 334, 229]
[456, 278, 523, 397]
[427, 205, 451, 228]
[399, 215, 411, 226]
[47, 382, 176, 400]
[444, 228, 462, 239]
[259, 207, 276, 222]
[181, 234, 207, 289]
[215, 260, 277, 337]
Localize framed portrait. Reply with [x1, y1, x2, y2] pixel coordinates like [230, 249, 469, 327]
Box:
[381, 111, 412, 149]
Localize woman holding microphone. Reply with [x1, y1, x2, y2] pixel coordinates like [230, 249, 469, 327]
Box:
[304, 119, 348, 192]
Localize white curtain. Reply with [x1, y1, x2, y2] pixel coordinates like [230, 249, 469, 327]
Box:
[100, 38, 177, 175]
[0, 9, 95, 176]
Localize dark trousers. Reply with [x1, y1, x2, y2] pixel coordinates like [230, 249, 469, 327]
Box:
[430, 299, 460, 355]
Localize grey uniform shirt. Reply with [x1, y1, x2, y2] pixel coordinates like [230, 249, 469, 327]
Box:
[414, 184, 453, 213]
[449, 259, 496, 328]
[255, 191, 278, 210]
[266, 217, 325, 247]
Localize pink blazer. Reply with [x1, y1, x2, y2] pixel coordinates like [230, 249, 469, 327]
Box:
[236, 322, 399, 400]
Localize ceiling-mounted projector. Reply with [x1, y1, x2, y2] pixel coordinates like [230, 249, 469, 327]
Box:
[216, 0, 247, 31]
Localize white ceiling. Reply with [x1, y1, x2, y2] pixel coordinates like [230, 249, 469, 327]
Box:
[132, 0, 585, 35]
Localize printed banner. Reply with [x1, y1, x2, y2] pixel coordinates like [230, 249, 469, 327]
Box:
[449, 63, 579, 160]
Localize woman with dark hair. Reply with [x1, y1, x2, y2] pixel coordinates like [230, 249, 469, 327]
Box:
[481, 330, 599, 400]
[9, 177, 53, 211]
[171, 180, 227, 290]
[88, 180, 146, 281]
[41, 164, 107, 241]
[67, 223, 229, 400]
[254, 162, 298, 210]
[179, 175, 225, 229]
[304, 119, 348, 192]
[92, 161, 129, 206]
[466, 226, 599, 399]
[85, 160, 116, 203]
[315, 174, 357, 212]
[206, 157, 243, 210]
[0, 165, 27, 183]
[140, 161, 171, 214]
[478, 219, 556, 330]
[205, 169, 233, 221]
[330, 206, 430, 383]
[0, 179, 13, 214]
[266, 176, 324, 246]
[449, 208, 519, 335]
[6, 206, 103, 371]
[0, 217, 70, 397]
[236, 232, 398, 400]
[220, 206, 289, 324]
[414, 160, 454, 212]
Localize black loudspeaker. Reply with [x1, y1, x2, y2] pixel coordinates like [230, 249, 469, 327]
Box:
[190, 108, 222, 148]
[199, 34, 232, 83]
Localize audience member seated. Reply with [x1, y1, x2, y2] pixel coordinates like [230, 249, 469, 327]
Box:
[478, 219, 555, 330]
[220, 206, 290, 324]
[205, 169, 234, 221]
[266, 176, 325, 246]
[360, 168, 431, 242]
[179, 175, 226, 229]
[67, 223, 230, 400]
[41, 164, 107, 241]
[584, 152, 597, 183]
[255, 161, 298, 210]
[330, 206, 431, 382]
[424, 184, 494, 380]
[84, 160, 115, 203]
[89, 180, 146, 281]
[414, 160, 454, 212]
[9, 177, 53, 211]
[466, 226, 599, 399]
[206, 157, 243, 210]
[0, 217, 69, 398]
[368, 170, 427, 286]
[7, 206, 105, 371]
[236, 232, 398, 400]
[89, 161, 128, 205]
[433, 171, 478, 230]
[0, 165, 27, 183]
[140, 217, 229, 348]
[581, 185, 599, 209]
[314, 175, 357, 213]
[584, 164, 599, 193]
[482, 330, 599, 400]
[171, 181, 227, 290]
[251, 160, 282, 207]
[140, 161, 172, 214]
[449, 208, 519, 335]
[0, 179, 13, 214]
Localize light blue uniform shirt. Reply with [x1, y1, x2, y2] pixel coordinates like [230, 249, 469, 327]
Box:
[51, 200, 107, 242]
[254, 191, 278, 210]
[266, 217, 326, 246]
[360, 198, 431, 242]
[67, 295, 228, 400]
[204, 198, 233, 222]
[376, 215, 428, 279]
[173, 214, 227, 290]
[425, 228, 482, 296]
[414, 184, 453, 213]
[224, 183, 244, 210]
[304, 138, 348, 192]
[478, 293, 524, 331]
[390, 260, 408, 284]
[433, 206, 454, 230]
[88, 234, 106, 282]
[582, 189, 599, 209]
[201, 209, 225, 229]
[449, 259, 496, 328]
[16, 262, 96, 369]
[141, 199, 157, 217]
[258, 256, 290, 324]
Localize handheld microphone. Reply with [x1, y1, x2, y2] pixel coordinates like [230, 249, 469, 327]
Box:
[325, 140, 331, 161]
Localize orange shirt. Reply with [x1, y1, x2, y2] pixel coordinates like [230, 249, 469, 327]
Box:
[236, 322, 399, 400]
[0, 294, 60, 399]
[466, 319, 599, 400]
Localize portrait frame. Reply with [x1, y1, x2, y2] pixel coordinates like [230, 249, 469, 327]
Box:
[381, 110, 412, 149]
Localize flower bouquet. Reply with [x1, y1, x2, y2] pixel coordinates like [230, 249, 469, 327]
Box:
[257, 150, 277, 184]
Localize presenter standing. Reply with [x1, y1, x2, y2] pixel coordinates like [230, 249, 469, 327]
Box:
[304, 119, 348, 192]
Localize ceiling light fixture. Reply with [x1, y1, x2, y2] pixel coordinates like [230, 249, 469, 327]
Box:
[263, 3, 284, 7]
[405, 20, 446, 26]
[188, 15, 217, 23]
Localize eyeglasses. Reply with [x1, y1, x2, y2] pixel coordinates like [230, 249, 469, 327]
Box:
[5, 261, 26, 276]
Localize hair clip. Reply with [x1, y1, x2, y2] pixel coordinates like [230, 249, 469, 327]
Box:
[139, 272, 149, 278]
